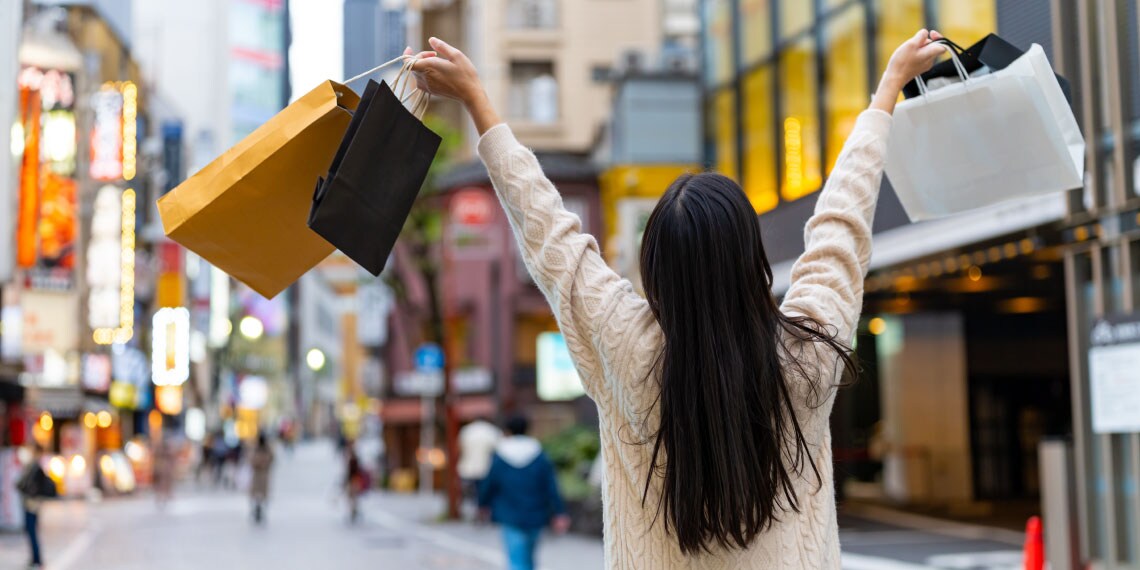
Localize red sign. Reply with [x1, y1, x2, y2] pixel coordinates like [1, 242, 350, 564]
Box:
[451, 189, 495, 226]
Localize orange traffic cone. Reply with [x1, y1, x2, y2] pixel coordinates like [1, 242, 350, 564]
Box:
[1024, 516, 1044, 570]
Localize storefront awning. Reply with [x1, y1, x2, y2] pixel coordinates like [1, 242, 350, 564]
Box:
[0, 380, 24, 403]
[24, 386, 84, 417]
[771, 193, 1066, 295]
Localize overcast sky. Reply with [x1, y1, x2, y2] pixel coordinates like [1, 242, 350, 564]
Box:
[289, 0, 345, 101]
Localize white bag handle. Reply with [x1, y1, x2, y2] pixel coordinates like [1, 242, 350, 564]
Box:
[343, 54, 409, 85]
[342, 55, 431, 120]
[915, 41, 971, 96]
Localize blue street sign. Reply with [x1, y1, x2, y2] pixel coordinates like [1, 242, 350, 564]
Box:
[414, 343, 444, 372]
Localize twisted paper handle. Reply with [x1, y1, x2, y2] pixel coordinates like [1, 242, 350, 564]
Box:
[343, 55, 431, 120]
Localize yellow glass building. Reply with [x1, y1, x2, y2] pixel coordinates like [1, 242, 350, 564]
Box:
[703, 0, 995, 214]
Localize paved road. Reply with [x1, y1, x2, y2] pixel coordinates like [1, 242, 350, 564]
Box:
[0, 441, 1024, 570]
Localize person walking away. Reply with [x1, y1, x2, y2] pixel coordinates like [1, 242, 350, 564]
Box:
[16, 446, 57, 569]
[249, 434, 275, 524]
[478, 416, 569, 570]
[152, 439, 176, 509]
[458, 418, 501, 515]
[210, 432, 229, 488]
[344, 447, 368, 523]
[410, 30, 944, 568]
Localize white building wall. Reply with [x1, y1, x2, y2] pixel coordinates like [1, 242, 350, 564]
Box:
[298, 271, 342, 430]
[466, 0, 663, 153]
[131, 0, 231, 174]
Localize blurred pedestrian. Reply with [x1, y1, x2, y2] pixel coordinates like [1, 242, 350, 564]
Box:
[16, 446, 56, 569]
[153, 439, 176, 508]
[478, 416, 569, 570]
[343, 446, 369, 524]
[249, 434, 275, 524]
[458, 418, 501, 514]
[278, 418, 296, 455]
[210, 432, 229, 488]
[223, 439, 243, 489]
[411, 30, 944, 567]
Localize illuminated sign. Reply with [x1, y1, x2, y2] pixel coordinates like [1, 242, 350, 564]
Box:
[152, 307, 190, 386]
[121, 83, 137, 181]
[239, 376, 269, 410]
[90, 187, 135, 344]
[451, 189, 494, 225]
[108, 381, 136, 409]
[82, 354, 112, 393]
[40, 110, 75, 175]
[89, 84, 122, 181]
[536, 332, 585, 401]
[155, 385, 183, 415]
[17, 67, 74, 108]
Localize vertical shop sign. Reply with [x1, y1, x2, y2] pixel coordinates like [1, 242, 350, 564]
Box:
[89, 85, 123, 181]
[0, 0, 22, 283]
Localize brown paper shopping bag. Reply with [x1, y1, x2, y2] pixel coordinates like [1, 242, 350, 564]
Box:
[157, 81, 361, 298]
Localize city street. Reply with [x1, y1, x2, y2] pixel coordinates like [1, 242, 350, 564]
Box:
[0, 441, 1025, 570]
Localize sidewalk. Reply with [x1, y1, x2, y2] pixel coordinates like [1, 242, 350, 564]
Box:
[367, 490, 1026, 570]
[0, 441, 1026, 570]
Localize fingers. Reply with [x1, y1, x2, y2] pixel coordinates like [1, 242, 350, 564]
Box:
[429, 37, 465, 62]
[929, 30, 943, 41]
[413, 56, 450, 73]
[912, 28, 929, 44]
[403, 46, 413, 56]
[917, 42, 948, 61]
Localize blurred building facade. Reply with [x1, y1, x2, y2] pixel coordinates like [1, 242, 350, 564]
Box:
[367, 0, 688, 485]
[703, 0, 1140, 565]
[343, 0, 407, 81]
[0, 0, 182, 520]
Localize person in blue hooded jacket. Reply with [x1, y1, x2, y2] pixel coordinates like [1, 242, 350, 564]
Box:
[478, 415, 570, 570]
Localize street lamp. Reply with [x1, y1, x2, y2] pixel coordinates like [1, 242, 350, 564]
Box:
[306, 348, 326, 371]
[239, 316, 263, 340]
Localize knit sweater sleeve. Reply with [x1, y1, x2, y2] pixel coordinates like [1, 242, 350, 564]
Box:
[780, 109, 892, 342]
[478, 124, 657, 409]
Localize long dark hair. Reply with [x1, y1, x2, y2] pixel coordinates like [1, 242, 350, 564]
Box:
[639, 173, 857, 555]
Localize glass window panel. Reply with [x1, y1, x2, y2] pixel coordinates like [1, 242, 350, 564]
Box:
[741, 0, 772, 64]
[823, 7, 869, 174]
[780, 0, 813, 37]
[743, 66, 777, 212]
[704, 0, 735, 85]
[876, 0, 924, 77]
[937, 0, 995, 48]
[780, 37, 822, 201]
[712, 89, 738, 181]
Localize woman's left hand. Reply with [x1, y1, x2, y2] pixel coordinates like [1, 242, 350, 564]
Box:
[870, 29, 947, 114]
[406, 38, 502, 134]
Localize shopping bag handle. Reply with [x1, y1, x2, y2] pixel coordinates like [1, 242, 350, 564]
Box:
[343, 55, 432, 120]
[392, 58, 431, 120]
[914, 40, 971, 96]
[344, 55, 412, 85]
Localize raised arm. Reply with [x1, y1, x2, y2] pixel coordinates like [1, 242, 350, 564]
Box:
[781, 30, 946, 339]
[411, 39, 658, 407]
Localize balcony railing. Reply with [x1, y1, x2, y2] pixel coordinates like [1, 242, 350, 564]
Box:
[506, 0, 559, 30]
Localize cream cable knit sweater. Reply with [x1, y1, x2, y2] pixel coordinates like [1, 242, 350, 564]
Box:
[477, 109, 891, 569]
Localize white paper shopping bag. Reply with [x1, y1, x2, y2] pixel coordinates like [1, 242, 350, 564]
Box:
[885, 44, 1084, 221]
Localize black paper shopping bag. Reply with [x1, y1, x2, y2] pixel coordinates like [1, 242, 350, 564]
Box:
[902, 34, 1073, 104]
[308, 76, 441, 275]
